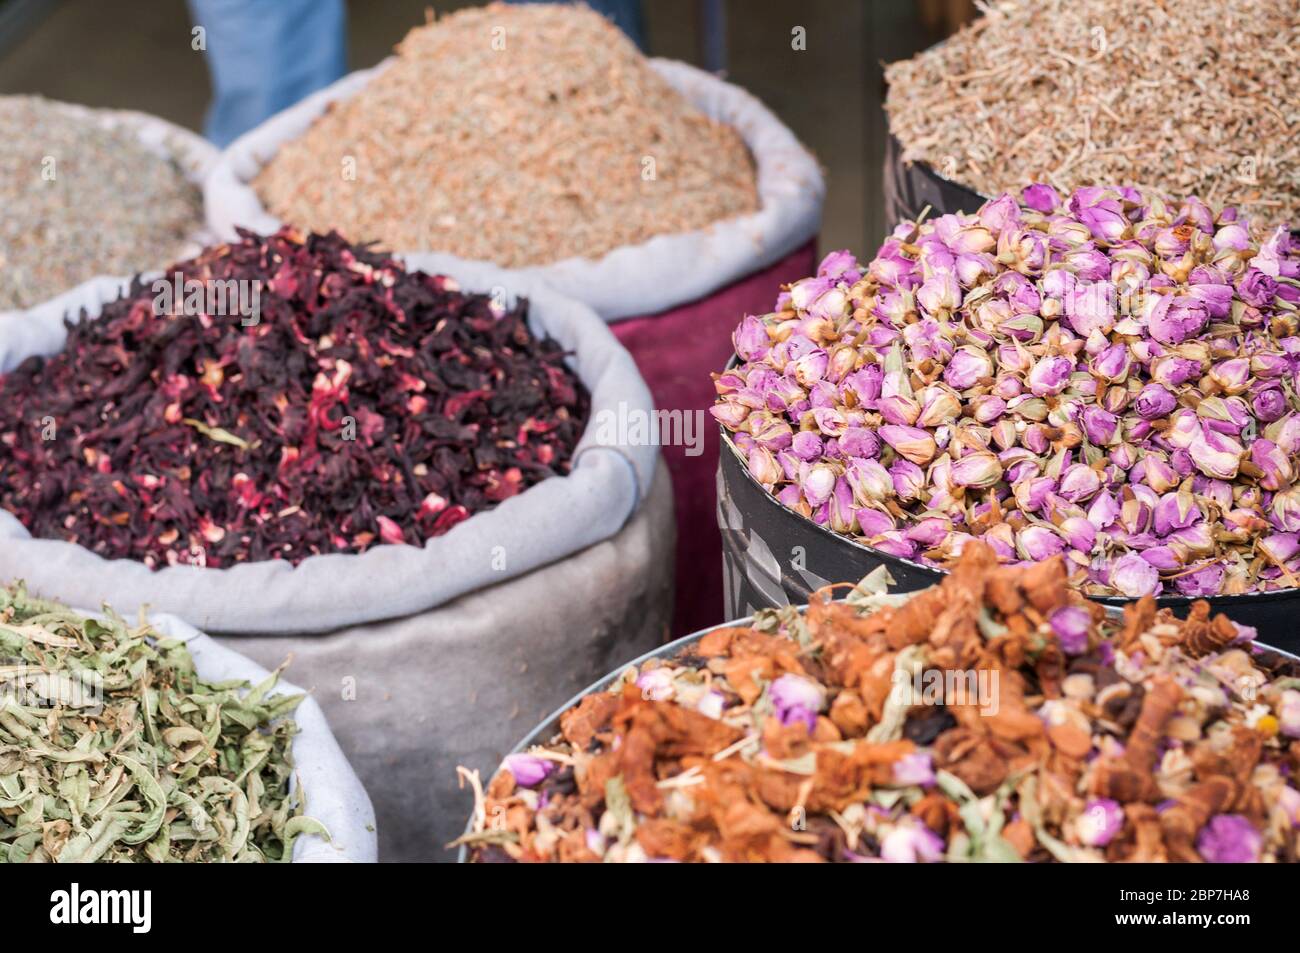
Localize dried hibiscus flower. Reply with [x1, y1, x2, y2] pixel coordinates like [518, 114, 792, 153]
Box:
[457, 544, 1300, 863]
[0, 228, 588, 568]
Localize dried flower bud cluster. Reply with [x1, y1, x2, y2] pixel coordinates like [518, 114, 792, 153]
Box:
[0, 229, 588, 568]
[460, 547, 1300, 863]
[713, 186, 1300, 598]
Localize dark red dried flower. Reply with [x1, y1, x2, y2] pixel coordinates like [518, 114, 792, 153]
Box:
[0, 228, 589, 568]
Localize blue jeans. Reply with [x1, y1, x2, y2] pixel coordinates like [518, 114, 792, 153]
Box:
[188, 0, 347, 146]
[507, 0, 645, 49]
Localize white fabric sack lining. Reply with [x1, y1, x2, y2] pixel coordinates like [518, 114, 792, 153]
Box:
[0, 102, 218, 323]
[204, 58, 825, 321]
[101, 610, 377, 862]
[0, 258, 656, 634]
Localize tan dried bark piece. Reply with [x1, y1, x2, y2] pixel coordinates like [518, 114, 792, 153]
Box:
[560, 691, 620, 750]
[1091, 676, 1183, 802]
[934, 727, 1008, 795]
[1179, 600, 1245, 657]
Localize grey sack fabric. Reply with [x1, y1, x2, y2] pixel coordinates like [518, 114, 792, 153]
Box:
[218, 459, 675, 862]
[0, 258, 657, 633]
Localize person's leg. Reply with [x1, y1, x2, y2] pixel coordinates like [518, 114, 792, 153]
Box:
[505, 0, 646, 50]
[187, 0, 347, 146]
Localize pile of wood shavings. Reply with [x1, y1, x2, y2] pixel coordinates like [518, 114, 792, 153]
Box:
[255, 3, 759, 266]
[884, 0, 1300, 233]
[0, 96, 202, 310]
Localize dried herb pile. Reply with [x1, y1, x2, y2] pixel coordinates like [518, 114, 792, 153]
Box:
[254, 3, 759, 266]
[459, 545, 1300, 863]
[0, 584, 323, 862]
[713, 188, 1300, 599]
[0, 96, 203, 310]
[0, 228, 588, 568]
[884, 0, 1300, 234]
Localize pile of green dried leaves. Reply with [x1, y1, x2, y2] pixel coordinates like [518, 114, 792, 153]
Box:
[0, 584, 324, 862]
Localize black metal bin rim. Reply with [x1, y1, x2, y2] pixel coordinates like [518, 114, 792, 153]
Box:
[886, 131, 991, 211]
[719, 424, 1300, 617]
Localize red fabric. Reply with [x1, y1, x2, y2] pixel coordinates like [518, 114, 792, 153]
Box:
[612, 240, 818, 637]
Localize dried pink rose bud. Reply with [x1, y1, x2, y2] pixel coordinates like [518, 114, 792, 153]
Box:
[845, 458, 893, 504]
[1059, 516, 1097, 554]
[801, 463, 837, 507]
[950, 451, 1002, 489]
[733, 314, 771, 362]
[1250, 439, 1293, 491]
[769, 674, 826, 732]
[890, 752, 935, 788]
[942, 346, 993, 391]
[711, 401, 750, 429]
[1252, 387, 1288, 423]
[1049, 605, 1091, 654]
[1076, 798, 1124, 847]
[1209, 358, 1250, 394]
[880, 821, 946, 864]
[889, 458, 925, 501]
[1021, 182, 1060, 213]
[1279, 689, 1300, 739]
[916, 272, 961, 315]
[879, 425, 937, 465]
[1058, 464, 1101, 503]
[1110, 551, 1160, 597]
[747, 447, 782, 488]
[1016, 525, 1064, 562]
[1027, 355, 1073, 396]
[1196, 815, 1261, 863]
[503, 753, 554, 788]
[1188, 425, 1243, 480]
[1213, 221, 1251, 253]
[1146, 294, 1209, 345]
[857, 507, 896, 538]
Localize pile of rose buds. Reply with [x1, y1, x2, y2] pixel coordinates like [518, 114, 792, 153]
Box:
[712, 186, 1300, 599]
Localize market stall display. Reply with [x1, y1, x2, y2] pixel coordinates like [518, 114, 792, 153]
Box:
[713, 188, 1300, 645]
[458, 545, 1300, 863]
[882, 0, 1300, 231]
[0, 96, 212, 312]
[0, 236, 666, 860]
[0, 584, 375, 863]
[204, 2, 824, 634]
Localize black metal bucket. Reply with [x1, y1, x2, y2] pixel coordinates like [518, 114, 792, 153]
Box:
[882, 131, 989, 233]
[718, 431, 1300, 655]
[457, 599, 1300, 861]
